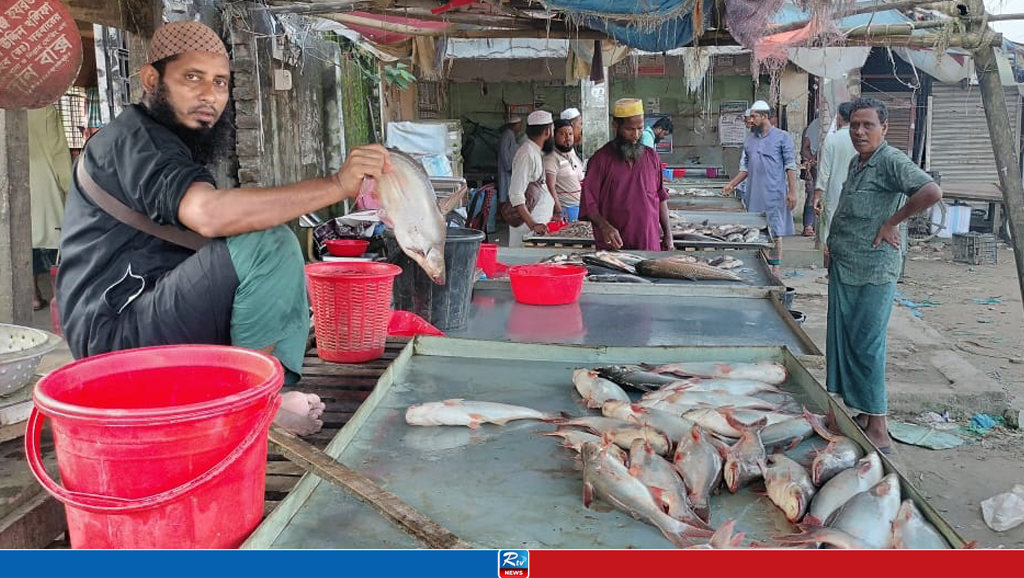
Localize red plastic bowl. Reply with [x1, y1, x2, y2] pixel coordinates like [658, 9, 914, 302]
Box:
[325, 239, 369, 257]
[547, 221, 567, 234]
[508, 264, 587, 306]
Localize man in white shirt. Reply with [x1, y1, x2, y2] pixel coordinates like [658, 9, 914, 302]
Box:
[507, 110, 556, 247]
[561, 107, 583, 149]
[544, 118, 585, 214]
[814, 102, 858, 260]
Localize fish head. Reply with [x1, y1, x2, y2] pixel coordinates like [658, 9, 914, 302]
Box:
[858, 452, 883, 479]
[724, 460, 739, 492]
[896, 499, 917, 524]
[872, 473, 901, 500]
[420, 245, 446, 285]
[782, 485, 809, 522]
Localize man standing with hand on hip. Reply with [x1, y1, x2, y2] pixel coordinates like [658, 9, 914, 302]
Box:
[826, 98, 942, 454]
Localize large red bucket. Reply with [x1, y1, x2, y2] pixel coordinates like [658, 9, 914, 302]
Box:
[26, 345, 283, 549]
[306, 262, 401, 363]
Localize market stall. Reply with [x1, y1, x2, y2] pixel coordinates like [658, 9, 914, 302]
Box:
[244, 338, 965, 550]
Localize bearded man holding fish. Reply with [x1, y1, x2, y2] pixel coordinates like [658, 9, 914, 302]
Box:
[580, 98, 673, 252]
[826, 98, 942, 453]
[57, 22, 392, 435]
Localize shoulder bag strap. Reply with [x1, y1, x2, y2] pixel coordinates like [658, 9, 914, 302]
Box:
[75, 160, 209, 251]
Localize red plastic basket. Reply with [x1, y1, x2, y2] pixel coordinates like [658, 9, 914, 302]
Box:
[306, 262, 401, 363]
[508, 264, 587, 306]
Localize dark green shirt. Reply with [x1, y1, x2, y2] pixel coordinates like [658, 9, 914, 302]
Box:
[827, 141, 933, 286]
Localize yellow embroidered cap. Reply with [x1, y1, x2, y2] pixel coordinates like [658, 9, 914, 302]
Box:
[613, 98, 644, 118]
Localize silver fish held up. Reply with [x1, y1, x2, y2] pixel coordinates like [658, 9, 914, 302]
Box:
[364, 149, 448, 284]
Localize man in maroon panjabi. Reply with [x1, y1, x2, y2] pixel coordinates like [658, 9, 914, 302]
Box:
[580, 98, 673, 252]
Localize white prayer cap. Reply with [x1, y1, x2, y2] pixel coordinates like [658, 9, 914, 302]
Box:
[527, 110, 553, 126]
[751, 100, 771, 112]
[560, 107, 581, 121]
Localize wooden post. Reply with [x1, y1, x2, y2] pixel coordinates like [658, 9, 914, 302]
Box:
[969, 1, 1024, 313]
[0, 108, 33, 325]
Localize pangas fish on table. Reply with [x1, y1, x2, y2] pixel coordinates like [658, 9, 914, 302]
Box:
[540, 251, 746, 283]
[572, 368, 631, 409]
[763, 454, 817, 523]
[891, 500, 951, 549]
[628, 439, 711, 530]
[777, 474, 902, 549]
[601, 400, 696, 442]
[581, 441, 716, 548]
[672, 425, 723, 523]
[806, 411, 866, 486]
[361, 149, 448, 283]
[635, 257, 743, 282]
[721, 426, 767, 493]
[642, 361, 788, 385]
[804, 453, 884, 526]
[404, 399, 565, 428]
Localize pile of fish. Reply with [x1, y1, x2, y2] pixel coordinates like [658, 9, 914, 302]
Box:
[404, 360, 954, 549]
[542, 220, 594, 239]
[671, 219, 768, 244]
[540, 251, 746, 283]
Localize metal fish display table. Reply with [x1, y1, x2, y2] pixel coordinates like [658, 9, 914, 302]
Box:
[244, 339, 966, 549]
[525, 211, 774, 250]
[449, 287, 817, 354]
[667, 195, 744, 211]
[479, 248, 783, 298]
[665, 182, 743, 212]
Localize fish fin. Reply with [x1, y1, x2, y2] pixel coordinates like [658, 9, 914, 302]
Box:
[467, 414, 486, 428]
[963, 541, 978, 549]
[582, 481, 594, 508]
[628, 463, 643, 477]
[801, 514, 823, 527]
[649, 487, 671, 514]
[803, 407, 837, 441]
[543, 411, 573, 423]
[377, 208, 395, 228]
[774, 525, 866, 549]
[693, 504, 711, 524]
[443, 399, 464, 406]
[784, 437, 804, 451]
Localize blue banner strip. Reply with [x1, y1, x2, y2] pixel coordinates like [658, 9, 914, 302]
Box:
[0, 550, 505, 578]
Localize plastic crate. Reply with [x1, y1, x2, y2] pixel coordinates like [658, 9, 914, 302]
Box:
[952, 232, 997, 265]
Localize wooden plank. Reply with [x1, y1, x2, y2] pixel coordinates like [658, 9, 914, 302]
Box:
[0, 492, 66, 549]
[268, 426, 472, 549]
[0, 108, 33, 325]
[266, 461, 306, 477]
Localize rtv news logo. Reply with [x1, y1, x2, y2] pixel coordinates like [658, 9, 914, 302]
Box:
[498, 549, 529, 578]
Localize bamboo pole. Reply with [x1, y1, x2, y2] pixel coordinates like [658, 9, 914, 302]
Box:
[321, 11, 609, 39]
[768, 0, 956, 35]
[968, 0, 1024, 315]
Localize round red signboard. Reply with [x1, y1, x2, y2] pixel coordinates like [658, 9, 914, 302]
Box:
[0, 0, 83, 109]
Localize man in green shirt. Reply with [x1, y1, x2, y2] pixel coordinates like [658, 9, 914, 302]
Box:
[826, 97, 942, 454]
